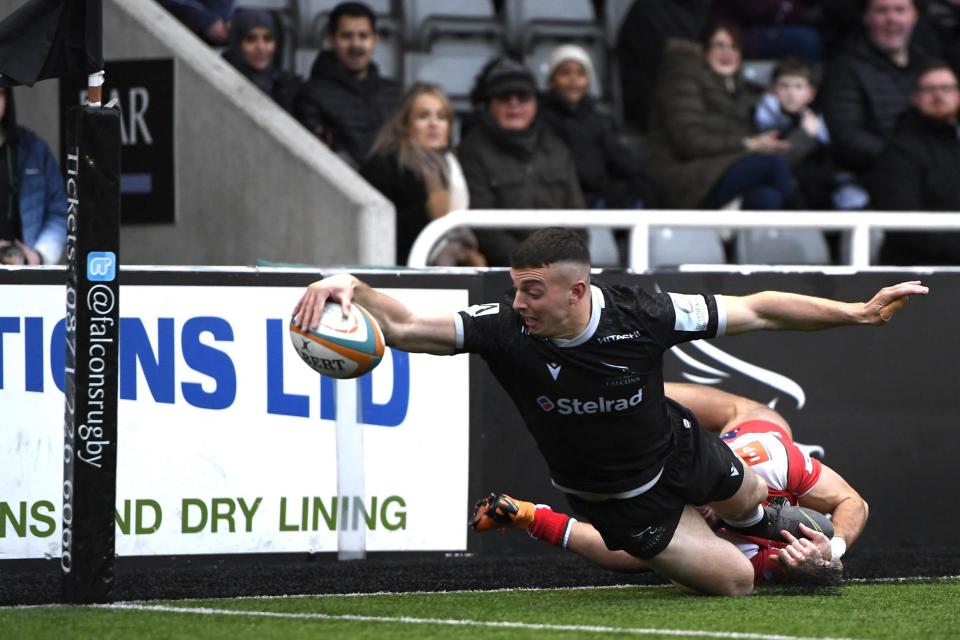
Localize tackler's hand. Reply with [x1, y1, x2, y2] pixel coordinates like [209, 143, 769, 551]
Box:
[774, 529, 842, 582]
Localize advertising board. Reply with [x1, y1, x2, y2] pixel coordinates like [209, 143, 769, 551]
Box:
[0, 283, 470, 558]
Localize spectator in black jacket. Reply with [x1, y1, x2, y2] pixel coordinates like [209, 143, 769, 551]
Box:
[539, 44, 652, 210]
[820, 0, 932, 203]
[869, 61, 960, 265]
[459, 57, 585, 266]
[294, 2, 402, 167]
[615, 0, 711, 133]
[223, 9, 301, 114]
[922, 0, 960, 73]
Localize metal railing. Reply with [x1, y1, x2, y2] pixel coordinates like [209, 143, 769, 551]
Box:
[406, 209, 960, 270]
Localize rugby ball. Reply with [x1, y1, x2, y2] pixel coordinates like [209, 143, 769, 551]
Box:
[289, 301, 385, 379]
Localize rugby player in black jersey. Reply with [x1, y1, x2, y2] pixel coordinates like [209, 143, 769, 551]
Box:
[293, 228, 926, 596]
[471, 382, 868, 589]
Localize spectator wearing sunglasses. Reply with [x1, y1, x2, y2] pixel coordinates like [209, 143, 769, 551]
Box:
[458, 57, 585, 266]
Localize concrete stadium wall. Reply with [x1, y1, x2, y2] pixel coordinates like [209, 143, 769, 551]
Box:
[1, 0, 394, 266]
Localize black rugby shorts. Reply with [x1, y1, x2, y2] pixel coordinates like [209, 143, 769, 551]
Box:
[566, 404, 745, 559]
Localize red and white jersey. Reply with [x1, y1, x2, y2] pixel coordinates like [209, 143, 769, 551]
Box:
[720, 419, 822, 504]
[718, 419, 824, 585]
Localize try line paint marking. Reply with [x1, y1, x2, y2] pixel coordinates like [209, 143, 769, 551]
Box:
[102, 602, 852, 640]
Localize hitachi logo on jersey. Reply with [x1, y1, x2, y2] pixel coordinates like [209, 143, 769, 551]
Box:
[538, 388, 643, 415]
[597, 330, 642, 344]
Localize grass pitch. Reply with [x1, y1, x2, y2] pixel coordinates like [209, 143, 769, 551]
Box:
[3, 577, 959, 639]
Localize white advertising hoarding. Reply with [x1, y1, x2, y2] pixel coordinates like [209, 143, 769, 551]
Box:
[0, 284, 470, 559]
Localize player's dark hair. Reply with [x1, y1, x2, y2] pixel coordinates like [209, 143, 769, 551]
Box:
[511, 228, 590, 268]
[327, 1, 376, 36]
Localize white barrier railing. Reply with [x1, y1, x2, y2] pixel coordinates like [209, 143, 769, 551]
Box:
[407, 209, 960, 270]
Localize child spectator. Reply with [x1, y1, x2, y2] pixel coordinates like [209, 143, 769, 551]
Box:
[754, 58, 837, 209]
[539, 44, 653, 210]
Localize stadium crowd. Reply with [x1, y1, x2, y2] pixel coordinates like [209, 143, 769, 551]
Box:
[7, 0, 960, 268]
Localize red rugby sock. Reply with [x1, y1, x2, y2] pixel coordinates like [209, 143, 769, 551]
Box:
[528, 507, 571, 547]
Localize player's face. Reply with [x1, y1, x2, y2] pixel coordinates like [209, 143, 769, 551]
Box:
[510, 265, 575, 338]
[331, 15, 377, 74]
[912, 68, 960, 122]
[864, 0, 916, 55]
[408, 93, 450, 151]
[241, 26, 275, 71]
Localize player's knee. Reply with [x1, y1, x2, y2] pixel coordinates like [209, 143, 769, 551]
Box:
[751, 473, 767, 502]
[684, 572, 754, 597]
[712, 565, 755, 596]
[727, 571, 755, 597]
[740, 472, 766, 507]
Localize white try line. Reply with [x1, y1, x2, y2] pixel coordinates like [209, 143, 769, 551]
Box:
[4, 575, 959, 611]
[187, 582, 670, 601]
[101, 602, 851, 640]
[108, 574, 960, 604]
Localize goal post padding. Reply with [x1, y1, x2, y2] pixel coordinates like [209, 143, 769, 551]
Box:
[61, 104, 121, 604]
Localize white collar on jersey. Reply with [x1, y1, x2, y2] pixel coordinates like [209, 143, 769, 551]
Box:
[550, 284, 604, 348]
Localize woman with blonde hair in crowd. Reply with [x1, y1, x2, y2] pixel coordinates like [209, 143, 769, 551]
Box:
[361, 82, 484, 266]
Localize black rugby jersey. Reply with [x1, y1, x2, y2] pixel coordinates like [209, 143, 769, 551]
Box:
[453, 281, 725, 495]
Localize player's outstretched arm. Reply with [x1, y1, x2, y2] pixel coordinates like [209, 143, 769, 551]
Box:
[722, 281, 928, 335]
[293, 274, 457, 354]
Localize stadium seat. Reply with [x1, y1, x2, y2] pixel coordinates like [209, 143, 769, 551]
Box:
[742, 59, 777, 88]
[734, 229, 831, 265]
[839, 229, 885, 265]
[403, 0, 505, 51]
[404, 39, 503, 114]
[649, 228, 727, 268]
[235, 0, 291, 8]
[589, 229, 621, 267]
[603, 0, 635, 45]
[506, 0, 602, 53]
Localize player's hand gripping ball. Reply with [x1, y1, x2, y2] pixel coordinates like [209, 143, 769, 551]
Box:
[289, 301, 384, 379]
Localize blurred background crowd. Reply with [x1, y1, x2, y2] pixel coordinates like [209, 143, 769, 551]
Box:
[5, 0, 960, 268]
